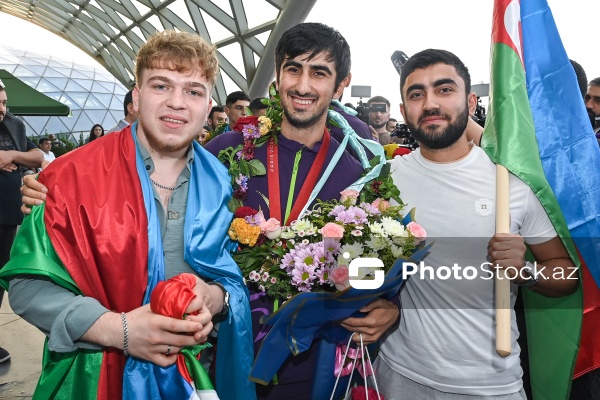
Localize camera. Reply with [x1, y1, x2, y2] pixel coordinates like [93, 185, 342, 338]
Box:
[356, 102, 388, 125]
[474, 97, 487, 128]
[391, 123, 419, 150]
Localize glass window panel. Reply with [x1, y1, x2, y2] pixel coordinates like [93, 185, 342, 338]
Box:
[36, 79, 61, 92]
[21, 57, 45, 66]
[48, 60, 72, 68]
[43, 92, 64, 101]
[58, 112, 78, 131]
[199, 9, 231, 43]
[218, 43, 246, 78]
[45, 77, 69, 91]
[131, 26, 146, 41]
[77, 68, 95, 79]
[70, 70, 90, 79]
[110, 110, 124, 122]
[13, 66, 38, 77]
[44, 117, 71, 136]
[65, 92, 89, 108]
[53, 67, 73, 77]
[73, 78, 93, 91]
[92, 92, 114, 107]
[113, 85, 127, 96]
[0, 64, 17, 73]
[73, 112, 94, 132]
[84, 95, 104, 109]
[109, 95, 123, 109]
[22, 116, 50, 135]
[65, 80, 87, 92]
[92, 81, 111, 93]
[43, 68, 68, 78]
[59, 94, 78, 109]
[22, 65, 46, 76]
[97, 81, 116, 93]
[19, 77, 41, 88]
[85, 109, 109, 125]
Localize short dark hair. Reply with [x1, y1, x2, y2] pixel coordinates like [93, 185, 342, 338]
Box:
[209, 106, 225, 119]
[367, 96, 390, 108]
[275, 22, 351, 91]
[225, 91, 250, 107]
[590, 77, 600, 87]
[388, 118, 397, 123]
[123, 89, 134, 117]
[39, 137, 51, 146]
[249, 98, 268, 115]
[400, 49, 471, 100]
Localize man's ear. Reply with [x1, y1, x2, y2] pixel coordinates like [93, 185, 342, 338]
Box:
[400, 103, 406, 122]
[467, 92, 477, 115]
[132, 87, 140, 112]
[334, 75, 351, 100]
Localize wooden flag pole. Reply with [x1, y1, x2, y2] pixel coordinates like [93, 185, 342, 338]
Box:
[496, 164, 512, 357]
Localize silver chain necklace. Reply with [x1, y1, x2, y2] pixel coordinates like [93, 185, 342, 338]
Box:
[150, 178, 176, 191]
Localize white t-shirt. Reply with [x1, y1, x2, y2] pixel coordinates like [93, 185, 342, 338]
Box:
[42, 150, 55, 163]
[380, 145, 556, 396]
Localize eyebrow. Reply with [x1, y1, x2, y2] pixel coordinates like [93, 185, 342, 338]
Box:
[282, 59, 333, 76]
[406, 78, 459, 95]
[147, 75, 208, 90]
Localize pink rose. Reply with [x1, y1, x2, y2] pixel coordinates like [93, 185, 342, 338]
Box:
[321, 222, 345, 239]
[407, 221, 427, 243]
[261, 218, 282, 240]
[330, 266, 350, 291]
[371, 198, 391, 211]
[340, 189, 360, 205]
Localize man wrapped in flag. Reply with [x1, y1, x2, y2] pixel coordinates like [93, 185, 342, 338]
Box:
[376, 47, 578, 399]
[0, 30, 254, 400]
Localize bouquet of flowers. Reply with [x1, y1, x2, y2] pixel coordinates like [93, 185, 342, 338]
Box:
[228, 184, 427, 300]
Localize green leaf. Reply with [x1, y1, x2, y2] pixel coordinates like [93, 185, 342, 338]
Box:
[248, 159, 266, 176]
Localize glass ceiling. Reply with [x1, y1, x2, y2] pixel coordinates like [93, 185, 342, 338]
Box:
[0, 0, 316, 105]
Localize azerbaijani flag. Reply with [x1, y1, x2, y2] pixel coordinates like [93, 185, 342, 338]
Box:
[482, 0, 600, 398]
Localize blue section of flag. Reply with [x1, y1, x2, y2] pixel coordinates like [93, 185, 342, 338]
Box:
[521, 0, 600, 286]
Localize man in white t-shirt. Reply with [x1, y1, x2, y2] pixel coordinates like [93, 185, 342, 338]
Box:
[38, 137, 55, 164]
[376, 49, 578, 400]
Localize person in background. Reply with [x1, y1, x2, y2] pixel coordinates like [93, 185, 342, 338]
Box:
[107, 89, 139, 133]
[367, 95, 392, 145]
[207, 106, 227, 132]
[386, 117, 397, 133]
[223, 91, 250, 131]
[249, 97, 268, 117]
[38, 137, 56, 164]
[0, 78, 44, 364]
[86, 124, 104, 143]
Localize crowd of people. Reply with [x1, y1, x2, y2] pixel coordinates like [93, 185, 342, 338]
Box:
[0, 18, 598, 400]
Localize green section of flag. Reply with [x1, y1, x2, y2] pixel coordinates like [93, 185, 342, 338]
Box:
[0, 204, 102, 399]
[482, 43, 582, 400]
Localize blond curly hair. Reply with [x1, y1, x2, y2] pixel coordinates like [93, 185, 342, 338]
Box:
[135, 30, 219, 87]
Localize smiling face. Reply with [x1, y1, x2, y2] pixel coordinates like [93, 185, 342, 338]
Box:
[134, 67, 212, 154]
[276, 51, 347, 130]
[400, 63, 475, 150]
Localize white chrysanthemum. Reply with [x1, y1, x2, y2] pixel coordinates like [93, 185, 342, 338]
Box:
[293, 219, 316, 233]
[339, 243, 364, 260]
[368, 222, 387, 237]
[391, 234, 409, 246]
[365, 236, 389, 251]
[280, 228, 296, 239]
[391, 244, 404, 258]
[382, 217, 405, 237]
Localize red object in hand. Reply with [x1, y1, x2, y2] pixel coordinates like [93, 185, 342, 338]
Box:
[150, 273, 200, 383]
[150, 273, 198, 319]
[351, 386, 384, 400]
[233, 116, 259, 132]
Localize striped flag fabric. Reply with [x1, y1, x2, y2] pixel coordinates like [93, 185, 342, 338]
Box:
[482, 0, 600, 398]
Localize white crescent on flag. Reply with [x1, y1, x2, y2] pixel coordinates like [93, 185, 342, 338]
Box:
[504, 0, 523, 64]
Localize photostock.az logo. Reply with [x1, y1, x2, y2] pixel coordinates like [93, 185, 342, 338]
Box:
[348, 257, 385, 290]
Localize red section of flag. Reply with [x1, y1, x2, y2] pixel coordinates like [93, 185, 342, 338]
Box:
[492, 0, 523, 63]
[575, 257, 600, 377]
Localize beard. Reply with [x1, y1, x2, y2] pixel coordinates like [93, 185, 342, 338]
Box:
[140, 119, 193, 153]
[281, 90, 329, 129]
[406, 105, 469, 150]
[370, 120, 386, 129]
